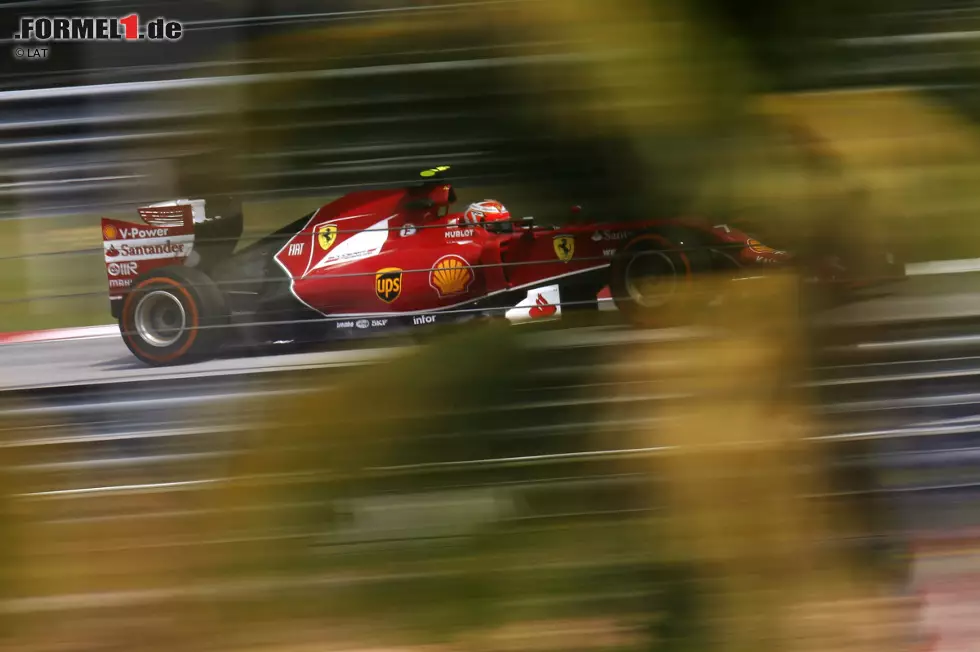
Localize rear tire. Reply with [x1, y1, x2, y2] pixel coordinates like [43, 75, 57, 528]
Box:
[119, 266, 228, 366]
[610, 227, 714, 327]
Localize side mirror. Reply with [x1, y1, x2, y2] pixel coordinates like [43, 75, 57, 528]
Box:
[518, 216, 535, 238]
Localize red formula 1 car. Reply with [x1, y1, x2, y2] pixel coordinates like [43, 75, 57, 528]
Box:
[101, 166, 905, 366]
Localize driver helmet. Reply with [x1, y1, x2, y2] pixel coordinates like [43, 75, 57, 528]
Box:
[464, 200, 511, 230]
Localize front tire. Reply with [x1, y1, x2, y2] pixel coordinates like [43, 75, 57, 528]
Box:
[610, 227, 714, 327]
[119, 266, 228, 366]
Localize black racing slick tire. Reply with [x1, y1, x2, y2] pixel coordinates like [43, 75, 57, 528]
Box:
[609, 227, 714, 327]
[119, 266, 228, 366]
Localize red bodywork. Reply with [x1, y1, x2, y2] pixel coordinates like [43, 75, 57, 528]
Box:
[102, 180, 895, 330]
[268, 185, 784, 318]
[101, 204, 195, 300]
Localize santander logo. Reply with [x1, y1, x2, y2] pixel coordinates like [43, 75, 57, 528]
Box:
[528, 293, 557, 319]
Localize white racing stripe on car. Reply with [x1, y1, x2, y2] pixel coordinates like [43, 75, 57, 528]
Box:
[306, 215, 393, 274]
[273, 207, 323, 316]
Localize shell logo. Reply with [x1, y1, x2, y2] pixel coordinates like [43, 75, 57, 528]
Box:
[746, 238, 777, 255]
[429, 255, 473, 297]
[102, 224, 118, 240]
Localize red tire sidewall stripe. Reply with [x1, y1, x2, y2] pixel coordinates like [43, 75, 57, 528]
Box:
[121, 276, 201, 363]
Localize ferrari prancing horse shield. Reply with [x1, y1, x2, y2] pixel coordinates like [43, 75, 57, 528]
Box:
[316, 223, 338, 251]
[553, 235, 575, 263]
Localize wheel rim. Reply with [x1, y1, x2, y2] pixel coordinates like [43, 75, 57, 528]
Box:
[134, 290, 187, 348]
[624, 250, 679, 308]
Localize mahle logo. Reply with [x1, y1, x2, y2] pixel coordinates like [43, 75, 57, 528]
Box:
[375, 268, 403, 303]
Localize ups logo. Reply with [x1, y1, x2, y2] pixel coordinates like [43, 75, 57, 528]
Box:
[375, 268, 403, 303]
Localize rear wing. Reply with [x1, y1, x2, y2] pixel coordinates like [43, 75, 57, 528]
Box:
[102, 201, 197, 309]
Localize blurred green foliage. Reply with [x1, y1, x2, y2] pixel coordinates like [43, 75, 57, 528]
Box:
[190, 322, 709, 649]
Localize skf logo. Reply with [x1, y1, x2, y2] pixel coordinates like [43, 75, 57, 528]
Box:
[553, 235, 575, 262]
[375, 268, 403, 303]
[429, 255, 473, 297]
[316, 224, 338, 251]
[102, 224, 118, 240]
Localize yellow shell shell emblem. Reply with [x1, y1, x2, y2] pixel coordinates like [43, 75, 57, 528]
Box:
[553, 235, 575, 262]
[429, 255, 473, 297]
[102, 224, 118, 240]
[316, 223, 338, 251]
[746, 238, 777, 255]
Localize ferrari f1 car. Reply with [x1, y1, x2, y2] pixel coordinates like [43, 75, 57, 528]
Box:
[102, 166, 905, 366]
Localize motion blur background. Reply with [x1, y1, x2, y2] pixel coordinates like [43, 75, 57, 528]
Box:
[3, 0, 980, 650]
